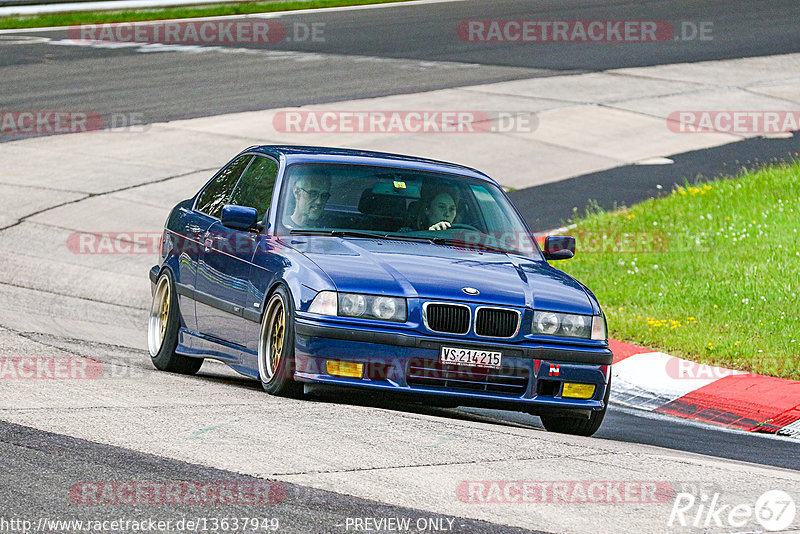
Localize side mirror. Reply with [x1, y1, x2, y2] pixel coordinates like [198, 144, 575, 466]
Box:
[543, 235, 575, 260]
[221, 204, 258, 231]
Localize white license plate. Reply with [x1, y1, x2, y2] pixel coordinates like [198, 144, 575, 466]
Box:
[440, 346, 502, 368]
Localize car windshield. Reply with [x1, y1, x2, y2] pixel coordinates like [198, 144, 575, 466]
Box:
[276, 163, 540, 257]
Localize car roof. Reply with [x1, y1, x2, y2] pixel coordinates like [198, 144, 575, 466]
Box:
[244, 145, 496, 184]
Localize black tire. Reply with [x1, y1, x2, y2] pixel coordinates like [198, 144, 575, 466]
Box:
[540, 376, 611, 437]
[148, 270, 203, 374]
[258, 285, 302, 397]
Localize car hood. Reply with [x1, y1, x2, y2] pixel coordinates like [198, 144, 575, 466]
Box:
[290, 237, 595, 314]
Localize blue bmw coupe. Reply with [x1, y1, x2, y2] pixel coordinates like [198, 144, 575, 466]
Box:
[148, 146, 612, 436]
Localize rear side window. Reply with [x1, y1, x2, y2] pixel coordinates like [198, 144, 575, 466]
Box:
[196, 155, 252, 218]
[228, 156, 279, 220]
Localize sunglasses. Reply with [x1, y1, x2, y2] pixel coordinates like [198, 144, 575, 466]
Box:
[298, 187, 331, 201]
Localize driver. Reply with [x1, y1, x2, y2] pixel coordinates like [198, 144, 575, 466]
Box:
[288, 169, 332, 227]
[422, 191, 457, 231]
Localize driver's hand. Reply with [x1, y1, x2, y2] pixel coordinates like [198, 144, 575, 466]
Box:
[428, 221, 451, 231]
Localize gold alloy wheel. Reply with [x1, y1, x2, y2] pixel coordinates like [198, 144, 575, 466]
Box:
[259, 293, 286, 382]
[148, 275, 171, 357]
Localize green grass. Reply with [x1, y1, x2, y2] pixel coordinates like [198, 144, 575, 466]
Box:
[556, 161, 800, 380]
[0, 0, 412, 29]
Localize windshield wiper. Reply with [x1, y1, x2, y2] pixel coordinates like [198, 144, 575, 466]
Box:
[290, 229, 384, 239]
[379, 234, 437, 243]
[428, 236, 511, 254]
[291, 229, 438, 244]
[289, 230, 513, 253]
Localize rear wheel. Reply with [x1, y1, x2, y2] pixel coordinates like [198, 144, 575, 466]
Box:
[148, 270, 203, 374]
[540, 376, 611, 437]
[258, 286, 302, 397]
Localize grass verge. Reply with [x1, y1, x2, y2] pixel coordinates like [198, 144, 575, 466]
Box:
[0, 0, 413, 29]
[557, 161, 800, 380]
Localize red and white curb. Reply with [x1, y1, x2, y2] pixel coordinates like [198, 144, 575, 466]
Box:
[609, 340, 800, 437]
[533, 231, 800, 436]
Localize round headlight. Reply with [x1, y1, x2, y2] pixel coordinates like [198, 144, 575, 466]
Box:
[561, 314, 591, 337]
[372, 297, 397, 320]
[534, 311, 560, 335]
[340, 294, 367, 316]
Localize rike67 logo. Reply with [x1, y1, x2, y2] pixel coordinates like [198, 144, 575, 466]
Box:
[669, 489, 796, 531]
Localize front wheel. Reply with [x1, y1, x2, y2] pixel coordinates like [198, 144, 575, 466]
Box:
[540, 376, 611, 437]
[148, 270, 203, 374]
[258, 286, 302, 397]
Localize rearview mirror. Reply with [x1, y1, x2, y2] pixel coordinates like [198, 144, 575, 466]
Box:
[221, 204, 258, 231]
[543, 235, 575, 260]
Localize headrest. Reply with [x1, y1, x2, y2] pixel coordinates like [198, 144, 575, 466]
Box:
[358, 190, 406, 218]
[405, 200, 422, 227]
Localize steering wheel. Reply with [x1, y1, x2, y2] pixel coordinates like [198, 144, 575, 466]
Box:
[447, 223, 480, 231]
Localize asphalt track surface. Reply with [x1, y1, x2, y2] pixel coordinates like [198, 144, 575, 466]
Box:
[1, 0, 800, 126]
[0, 420, 535, 534]
[512, 132, 800, 231]
[0, 396, 796, 534]
[1, 1, 799, 532]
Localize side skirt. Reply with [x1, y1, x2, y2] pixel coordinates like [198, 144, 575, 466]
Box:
[176, 328, 259, 379]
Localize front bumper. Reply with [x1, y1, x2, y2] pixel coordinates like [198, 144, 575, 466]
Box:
[294, 317, 612, 414]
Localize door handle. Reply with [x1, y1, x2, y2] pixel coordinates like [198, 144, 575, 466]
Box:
[204, 237, 213, 251]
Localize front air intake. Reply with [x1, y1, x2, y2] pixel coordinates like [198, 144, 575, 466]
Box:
[475, 307, 520, 338]
[424, 303, 470, 334]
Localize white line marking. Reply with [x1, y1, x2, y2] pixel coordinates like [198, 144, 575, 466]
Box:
[0, 0, 469, 33]
[636, 157, 674, 165]
[45, 38, 481, 70]
[0, 35, 51, 44]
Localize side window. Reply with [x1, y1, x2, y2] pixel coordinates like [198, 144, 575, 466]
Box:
[196, 155, 253, 218]
[228, 156, 278, 220]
